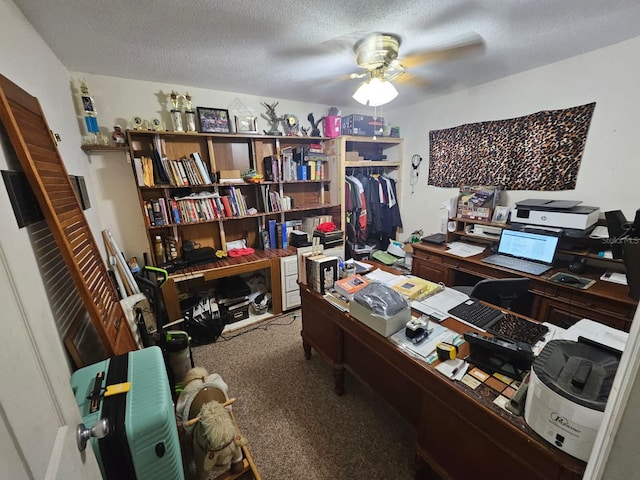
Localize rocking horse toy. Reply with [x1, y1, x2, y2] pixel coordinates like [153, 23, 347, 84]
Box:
[176, 367, 260, 480]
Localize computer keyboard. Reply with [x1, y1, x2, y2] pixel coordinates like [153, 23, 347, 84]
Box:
[448, 301, 504, 328]
[482, 255, 551, 275]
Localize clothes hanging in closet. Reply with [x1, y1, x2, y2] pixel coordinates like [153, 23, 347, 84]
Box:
[345, 171, 402, 250]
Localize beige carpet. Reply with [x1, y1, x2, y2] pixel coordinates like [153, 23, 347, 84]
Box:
[191, 311, 416, 479]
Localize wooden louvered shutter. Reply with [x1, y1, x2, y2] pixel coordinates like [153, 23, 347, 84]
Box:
[0, 74, 137, 357]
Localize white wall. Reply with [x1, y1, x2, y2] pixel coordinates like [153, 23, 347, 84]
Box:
[0, 1, 98, 372]
[0, 0, 103, 475]
[393, 35, 640, 237]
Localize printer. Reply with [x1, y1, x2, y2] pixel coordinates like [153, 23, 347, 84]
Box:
[524, 335, 621, 462]
[511, 199, 599, 234]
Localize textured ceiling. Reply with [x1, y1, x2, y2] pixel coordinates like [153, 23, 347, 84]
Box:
[13, 0, 640, 110]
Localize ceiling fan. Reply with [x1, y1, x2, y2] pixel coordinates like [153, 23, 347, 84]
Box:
[348, 31, 485, 106]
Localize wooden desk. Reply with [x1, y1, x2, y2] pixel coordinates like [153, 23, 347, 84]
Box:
[300, 284, 586, 480]
[161, 247, 296, 321]
[411, 242, 637, 331]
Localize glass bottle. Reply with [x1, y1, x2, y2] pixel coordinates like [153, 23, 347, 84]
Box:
[154, 235, 165, 264]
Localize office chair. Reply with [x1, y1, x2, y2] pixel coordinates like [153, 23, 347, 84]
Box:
[456, 277, 532, 316]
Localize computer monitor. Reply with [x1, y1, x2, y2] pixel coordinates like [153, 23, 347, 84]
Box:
[605, 210, 632, 259]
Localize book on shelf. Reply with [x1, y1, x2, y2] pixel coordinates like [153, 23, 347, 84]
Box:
[190, 152, 212, 184]
[151, 148, 170, 185]
[133, 157, 145, 187]
[334, 274, 370, 300]
[169, 198, 181, 224]
[141, 156, 154, 186]
[276, 223, 283, 249]
[268, 219, 277, 249]
[281, 221, 288, 248]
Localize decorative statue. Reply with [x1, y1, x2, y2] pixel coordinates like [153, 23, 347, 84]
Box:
[261, 101, 282, 135]
[307, 113, 325, 137]
[281, 114, 300, 136]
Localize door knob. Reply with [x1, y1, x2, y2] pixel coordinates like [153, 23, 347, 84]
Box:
[76, 418, 109, 452]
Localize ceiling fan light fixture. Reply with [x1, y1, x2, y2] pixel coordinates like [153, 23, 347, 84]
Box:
[352, 77, 398, 107]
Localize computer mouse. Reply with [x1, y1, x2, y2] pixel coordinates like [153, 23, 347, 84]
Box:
[560, 276, 582, 285]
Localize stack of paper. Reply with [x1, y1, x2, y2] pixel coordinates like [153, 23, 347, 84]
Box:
[446, 242, 485, 258]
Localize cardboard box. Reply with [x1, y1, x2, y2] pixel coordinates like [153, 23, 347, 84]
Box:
[457, 185, 500, 221]
[350, 298, 411, 337]
[345, 151, 364, 162]
[341, 115, 384, 136]
[218, 169, 242, 183]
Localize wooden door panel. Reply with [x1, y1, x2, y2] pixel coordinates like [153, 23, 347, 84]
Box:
[0, 74, 137, 360]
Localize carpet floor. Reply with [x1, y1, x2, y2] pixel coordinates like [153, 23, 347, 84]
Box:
[191, 311, 416, 480]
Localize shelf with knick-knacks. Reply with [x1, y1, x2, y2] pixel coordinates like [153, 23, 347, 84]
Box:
[126, 129, 340, 266]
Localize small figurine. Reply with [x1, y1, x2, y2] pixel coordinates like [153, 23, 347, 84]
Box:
[307, 113, 325, 137]
[112, 124, 126, 145]
[261, 101, 282, 135]
[282, 114, 300, 136]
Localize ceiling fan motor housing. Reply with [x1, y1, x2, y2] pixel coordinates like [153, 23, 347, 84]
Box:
[354, 33, 401, 71]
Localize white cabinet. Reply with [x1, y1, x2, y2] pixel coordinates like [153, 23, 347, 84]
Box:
[281, 255, 301, 311]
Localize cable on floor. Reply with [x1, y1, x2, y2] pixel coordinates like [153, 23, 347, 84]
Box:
[217, 310, 300, 341]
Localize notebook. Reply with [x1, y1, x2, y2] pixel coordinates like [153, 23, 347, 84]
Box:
[482, 229, 559, 275]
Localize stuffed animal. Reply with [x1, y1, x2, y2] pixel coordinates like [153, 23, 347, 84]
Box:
[176, 367, 247, 480]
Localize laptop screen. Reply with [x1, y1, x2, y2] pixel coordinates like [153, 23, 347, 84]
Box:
[497, 229, 559, 264]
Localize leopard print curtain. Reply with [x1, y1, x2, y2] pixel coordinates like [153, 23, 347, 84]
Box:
[428, 102, 596, 191]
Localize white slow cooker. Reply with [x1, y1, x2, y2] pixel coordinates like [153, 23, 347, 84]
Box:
[524, 339, 619, 462]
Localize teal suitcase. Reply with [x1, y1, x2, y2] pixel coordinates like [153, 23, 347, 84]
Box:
[71, 346, 184, 479]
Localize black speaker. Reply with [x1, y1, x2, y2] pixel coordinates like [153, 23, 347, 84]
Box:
[568, 256, 587, 274]
[623, 243, 640, 300]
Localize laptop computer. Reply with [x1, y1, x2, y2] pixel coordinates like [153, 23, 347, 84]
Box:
[482, 229, 559, 275]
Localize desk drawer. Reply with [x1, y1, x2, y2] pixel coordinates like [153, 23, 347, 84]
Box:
[554, 289, 631, 318]
[282, 255, 298, 276]
[285, 275, 299, 292]
[285, 290, 301, 309]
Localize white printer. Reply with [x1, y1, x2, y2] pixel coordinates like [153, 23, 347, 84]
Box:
[512, 199, 599, 231]
[524, 337, 620, 461]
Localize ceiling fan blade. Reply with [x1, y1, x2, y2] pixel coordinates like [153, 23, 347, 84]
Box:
[274, 30, 368, 60]
[394, 73, 431, 91]
[400, 34, 485, 69]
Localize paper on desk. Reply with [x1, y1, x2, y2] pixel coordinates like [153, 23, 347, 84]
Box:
[412, 287, 469, 317]
[532, 322, 566, 355]
[435, 358, 468, 380]
[446, 242, 485, 258]
[564, 319, 628, 352]
[366, 268, 402, 285]
[600, 271, 627, 285]
[389, 324, 456, 360]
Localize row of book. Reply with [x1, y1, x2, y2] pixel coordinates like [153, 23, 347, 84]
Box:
[263, 149, 327, 182]
[142, 189, 250, 226]
[258, 185, 293, 213]
[135, 151, 212, 187]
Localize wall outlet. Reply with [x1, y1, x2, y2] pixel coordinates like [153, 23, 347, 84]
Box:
[440, 217, 447, 233]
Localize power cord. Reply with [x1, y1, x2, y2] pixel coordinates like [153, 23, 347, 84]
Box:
[217, 310, 300, 341]
[410, 154, 422, 194]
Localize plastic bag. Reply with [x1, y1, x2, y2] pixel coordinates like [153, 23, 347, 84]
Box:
[353, 283, 408, 318]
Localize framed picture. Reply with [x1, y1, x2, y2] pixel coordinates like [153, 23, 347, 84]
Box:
[234, 115, 259, 134]
[197, 107, 231, 133]
[2, 170, 44, 228]
[492, 206, 510, 224]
